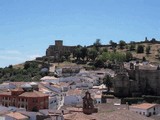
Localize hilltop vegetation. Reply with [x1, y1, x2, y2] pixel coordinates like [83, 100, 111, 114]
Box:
[0, 61, 49, 83]
[1, 38, 160, 83]
[70, 38, 160, 67]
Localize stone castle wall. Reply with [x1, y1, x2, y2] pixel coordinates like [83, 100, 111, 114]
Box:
[135, 70, 160, 95]
[114, 69, 160, 97]
[46, 40, 76, 59]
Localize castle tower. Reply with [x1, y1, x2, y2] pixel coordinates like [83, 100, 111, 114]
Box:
[55, 40, 63, 47]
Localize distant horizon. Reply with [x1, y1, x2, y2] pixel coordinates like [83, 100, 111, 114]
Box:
[1, 0, 160, 67]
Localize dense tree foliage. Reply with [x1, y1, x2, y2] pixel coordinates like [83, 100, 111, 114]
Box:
[73, 45, 82, 60]
[88, 47, 98, 61]
[98, 51, 126, 62]
[93, 39, 101, 51]
[146, 45, 151, 54]
[137, 45, 144, 53]
[63, 51, 71, 60]
[81, 46, 88, 61]
[109, 40, 117, 48]
[103, 75, 112, 92]
[129, 41, 136, 51]
[119, 40, 126, 49]
[126, 51, 133, 62]
[0, 62, 43, 82]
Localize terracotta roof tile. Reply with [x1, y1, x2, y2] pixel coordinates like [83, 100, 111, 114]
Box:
[19, 90, 48, 97]
[0, 91, 11, 95]
[6, 112, 29, 120]
[130, 103, 157, 110]
[67, 89, 82, 96]
[64, 112, 94, 120]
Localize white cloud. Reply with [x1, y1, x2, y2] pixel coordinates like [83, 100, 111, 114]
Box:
[5, 50, 21, 55]
[0, 49, 42, 67]
[0, 55, 24, 61]
[27, 54, 42, 60]
[0, 50, 21, 55]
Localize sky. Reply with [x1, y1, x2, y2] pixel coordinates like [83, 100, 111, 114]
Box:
[0, 0, 160, 67]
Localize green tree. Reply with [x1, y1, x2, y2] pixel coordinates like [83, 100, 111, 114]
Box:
[137, 45, 144, 53]
[126, 51, 133, 62]
[119, 40, 126, 49]
[8, 65, 13, 69]
[64, 51, 71, 60]
[146, 45, 151, 54]
[93, 39, 101, 51]
[129, 41, 136, 51]
[73, 45, 82, 60]
[94, 59, 104, 68]
[109, 40, 117, 48]
[150, 38, 156, 43]
[88, 47, 98, 61]
[103, 48, 108, 52]
[103, 75, 112, 92]
[98, 51, 126, 63]
[24, 62, 30, 69]
[80, 46, 88, 61]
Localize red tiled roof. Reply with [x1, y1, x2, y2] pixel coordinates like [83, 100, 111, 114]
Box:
[11, 87, 24, 92]
[6, 112, 29, 120]
[64, 112, 94, 120]
[19, 90, 48, 97]
[0, 91, 11, 95]
[130, 103, 157, 110]
[67, 89, 82, 96]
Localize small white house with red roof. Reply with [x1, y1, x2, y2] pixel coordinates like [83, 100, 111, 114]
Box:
[129, 103, 160, 117]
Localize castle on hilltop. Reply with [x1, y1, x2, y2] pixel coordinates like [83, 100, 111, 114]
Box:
[36, 40, 76, 62]
[46, 40, 75, 58]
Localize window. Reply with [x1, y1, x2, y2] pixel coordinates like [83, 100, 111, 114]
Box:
[33, 98, 37, 103]
[5, 103, 7, 107]
[21, 104, 24, 108]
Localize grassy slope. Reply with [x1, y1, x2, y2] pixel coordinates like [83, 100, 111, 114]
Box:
[13, 42, 160, 68]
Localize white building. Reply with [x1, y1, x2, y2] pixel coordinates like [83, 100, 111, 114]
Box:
[94, 94, 102, 104]
[129, 103, 160, 117]
[40, 76, 59, 84]
[64, 89, 82, 105]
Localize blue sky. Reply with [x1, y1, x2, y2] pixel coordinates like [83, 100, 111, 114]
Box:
[0, 0, 160, 67]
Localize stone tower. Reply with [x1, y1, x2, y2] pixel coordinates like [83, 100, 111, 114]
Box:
[55, 40, 63, 47]
[83, 91, 98, 114]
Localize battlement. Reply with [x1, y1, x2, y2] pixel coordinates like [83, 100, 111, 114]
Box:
[55, 40, 63, 47]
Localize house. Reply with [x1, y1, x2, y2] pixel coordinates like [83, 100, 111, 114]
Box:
[0, 84, 49, 112]
[129, 103, 160, 116]
[64, 89, 83, 105]
[94, 94, 102, 104]
[5, 112, 29, 120]
[18, 111, 43, 120]
[0, 82, 16, 90]
[38, 109, 64, 120]
[40, 76, 59, 84]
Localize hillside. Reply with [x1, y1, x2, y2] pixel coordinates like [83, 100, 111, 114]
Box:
[109, 43, 160, 63]
[0, 40, 160, 83]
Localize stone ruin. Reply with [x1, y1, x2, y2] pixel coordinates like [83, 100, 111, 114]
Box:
[83, 91, 98, 114]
